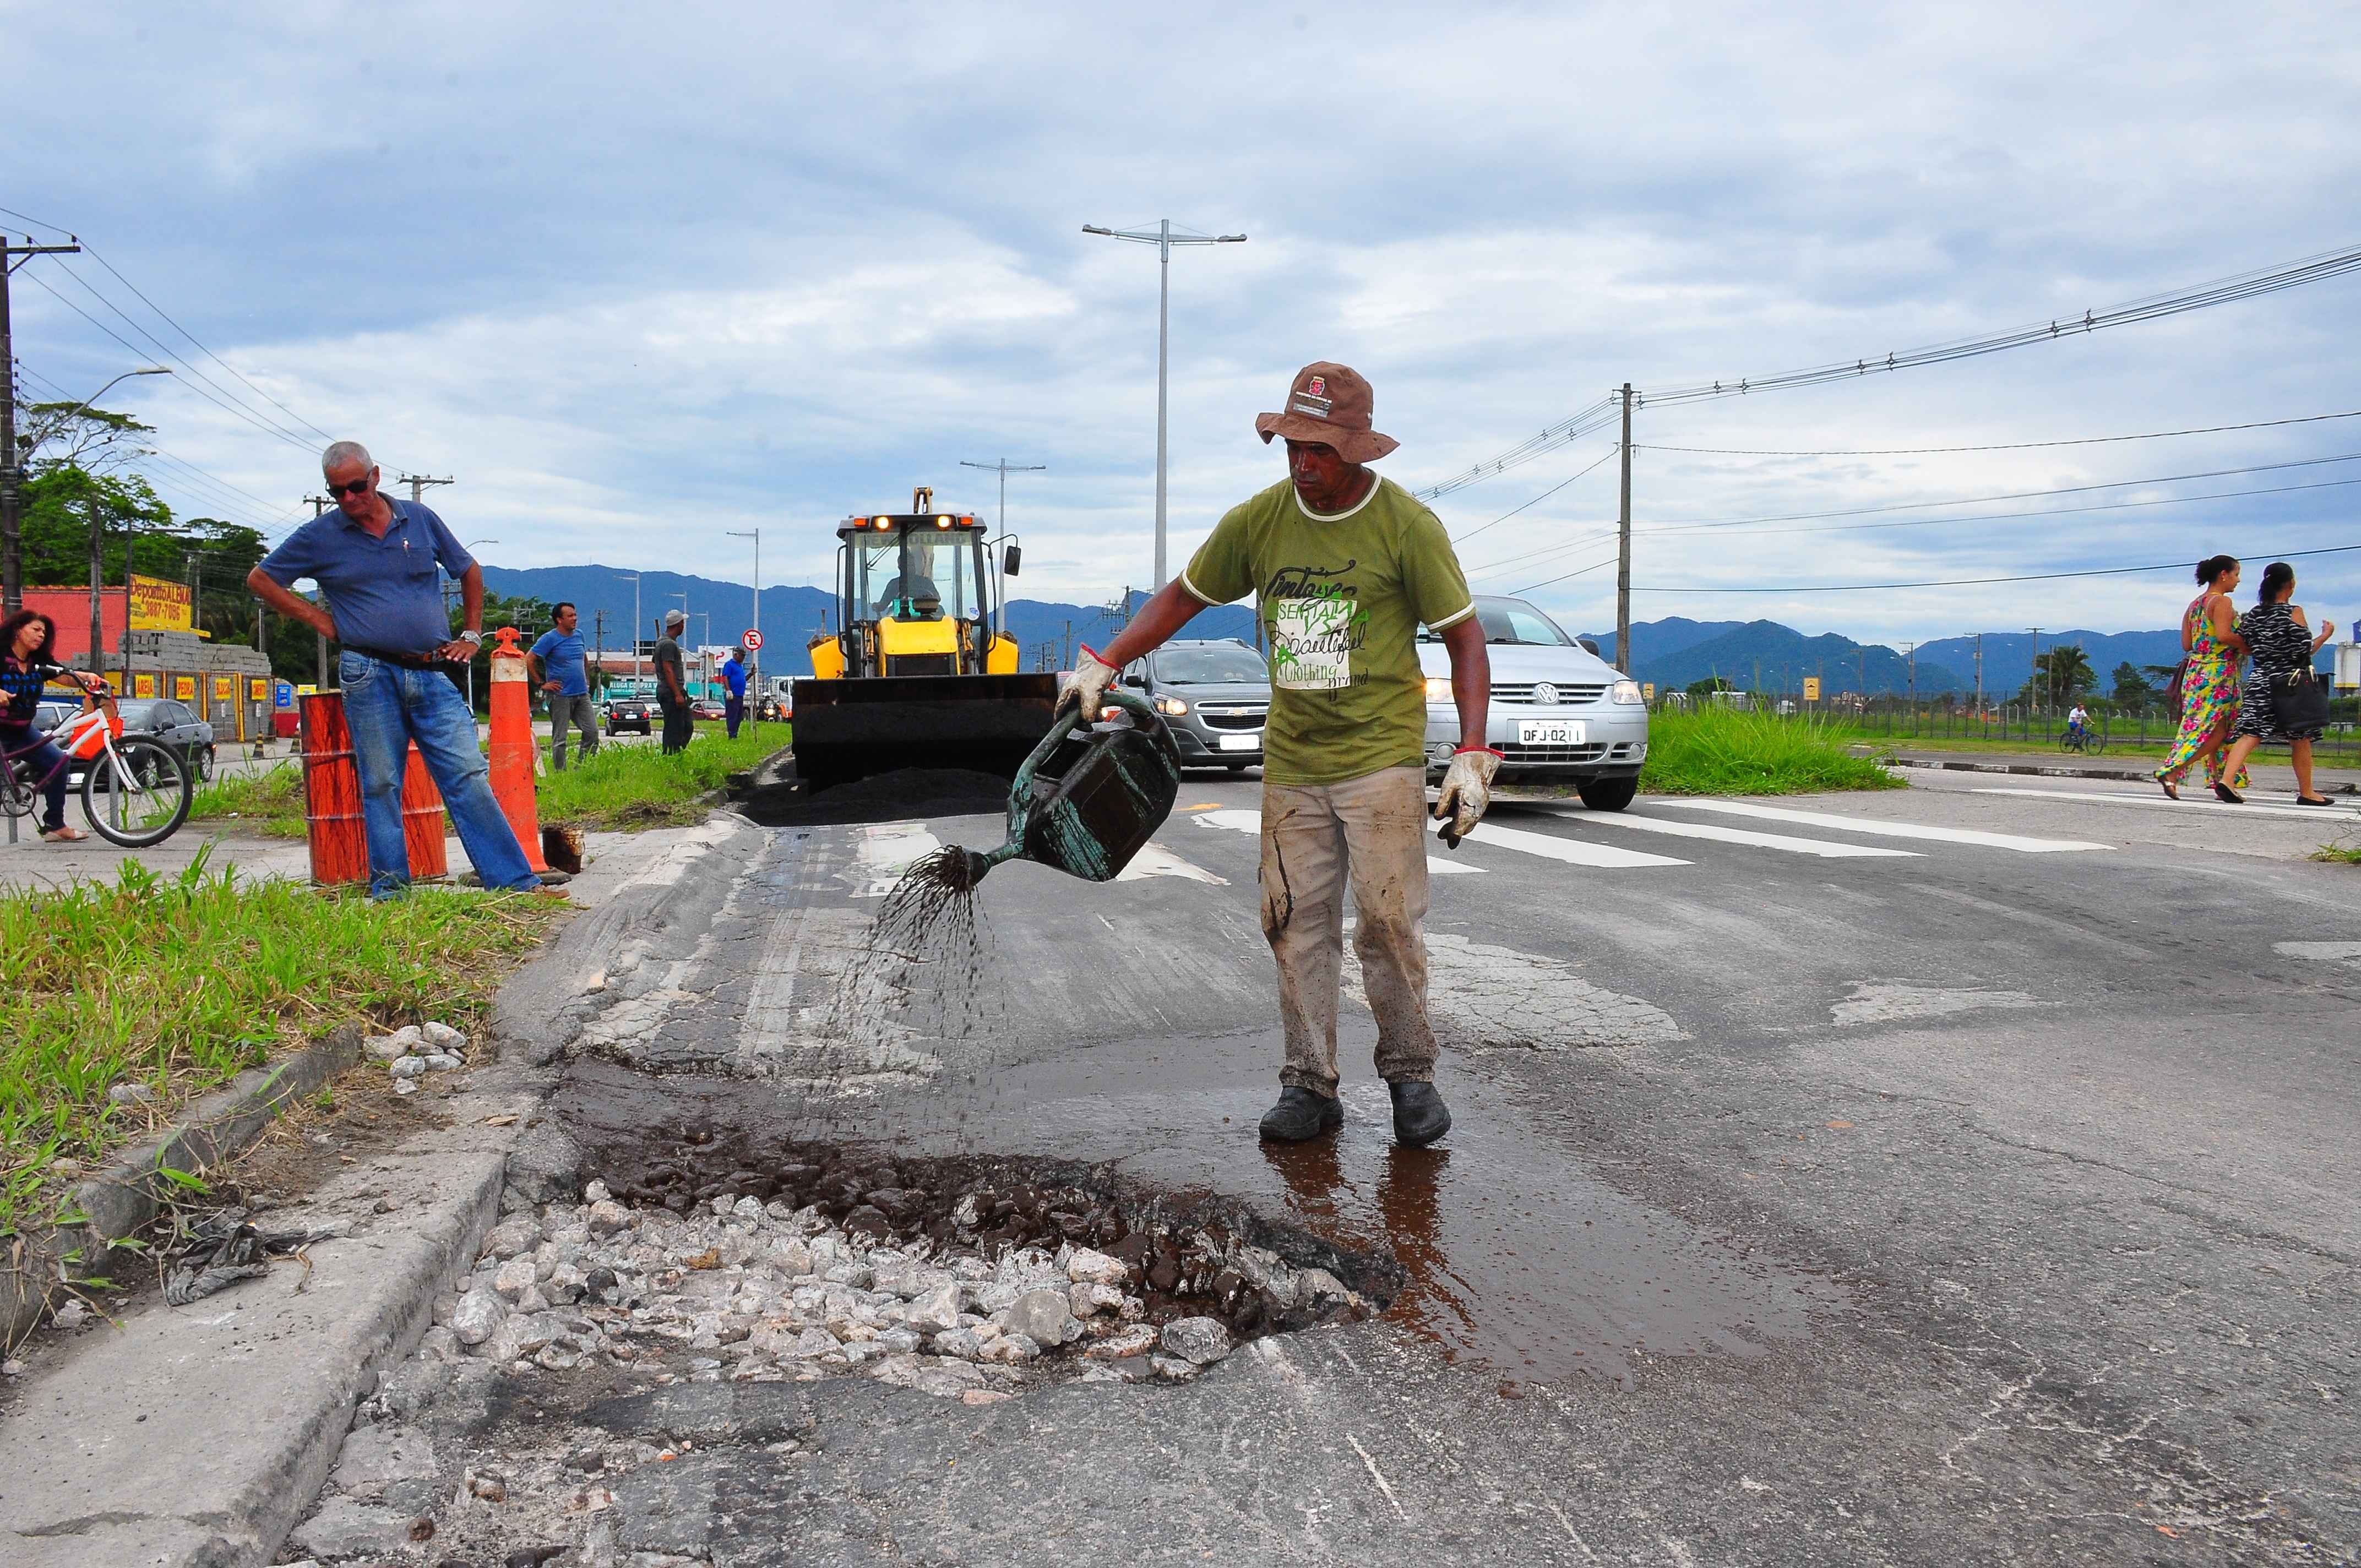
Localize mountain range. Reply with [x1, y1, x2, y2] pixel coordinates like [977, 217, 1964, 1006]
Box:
[480, 565, 2324, 695]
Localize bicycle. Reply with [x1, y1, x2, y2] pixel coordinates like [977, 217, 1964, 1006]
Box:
[2057, 725, 2104, 756]
[2, 694, 193, 848]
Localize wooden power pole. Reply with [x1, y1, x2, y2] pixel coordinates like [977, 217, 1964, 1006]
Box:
[2, 235, 84, 613]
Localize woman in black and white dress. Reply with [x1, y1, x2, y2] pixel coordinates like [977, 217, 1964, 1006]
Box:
[2216, 560, 2337, 805]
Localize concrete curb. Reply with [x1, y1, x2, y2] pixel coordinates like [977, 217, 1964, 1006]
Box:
[2, 1020, 367, 1354]
[1881, 756, 2159, 783]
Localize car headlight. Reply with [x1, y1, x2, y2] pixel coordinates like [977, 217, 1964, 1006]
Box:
[1153, 695, 1189, 717]
[1612, 679, 1645, 705]
[1423, 677, 1451, 703]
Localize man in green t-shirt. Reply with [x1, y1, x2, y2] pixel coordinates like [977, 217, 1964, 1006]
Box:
[1057, 362, 1499, 1147]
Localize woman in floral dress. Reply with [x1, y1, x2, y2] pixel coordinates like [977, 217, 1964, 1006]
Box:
[2154, 556, 2248, 801]
[2215, 560, 2338, 805]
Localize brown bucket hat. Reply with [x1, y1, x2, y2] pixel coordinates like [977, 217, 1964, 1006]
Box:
[1254, 361, 1399, 463]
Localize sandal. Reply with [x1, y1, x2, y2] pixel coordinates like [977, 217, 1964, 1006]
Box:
[2212, 781, 2245, 804]
[40, 825, 89, 842]
[2156, 778, 2178, 801]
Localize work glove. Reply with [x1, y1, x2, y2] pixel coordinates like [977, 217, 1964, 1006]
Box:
[1057, 645, 1120, 726]
[1432, 745, 1503, 848]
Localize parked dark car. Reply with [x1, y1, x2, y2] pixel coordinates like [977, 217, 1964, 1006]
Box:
[35, 695, 216, 783]
[1119, 638, 1269, 773]
[604, 697, 652, 736]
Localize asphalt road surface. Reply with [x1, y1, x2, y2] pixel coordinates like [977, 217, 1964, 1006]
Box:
[396, 771, 2361, 1564]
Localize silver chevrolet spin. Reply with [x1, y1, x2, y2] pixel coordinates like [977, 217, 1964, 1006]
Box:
[1418, 595, 1648, 810]
[1119, 638, 1271, 772]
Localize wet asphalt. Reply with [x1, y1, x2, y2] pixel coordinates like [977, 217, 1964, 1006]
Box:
[533, 769, 2360, 1565]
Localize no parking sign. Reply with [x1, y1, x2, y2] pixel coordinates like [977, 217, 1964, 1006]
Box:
[742, 629, 764, 651]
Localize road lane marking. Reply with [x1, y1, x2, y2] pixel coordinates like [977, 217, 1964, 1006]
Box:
[1455, 820, 1689, 869]
[1971, 786, 2361, 823]
[1114, 843, 1229, 885]
[1664, 799, 2107, 852]
[1575, 810, 1919, 859]
[851, 821, 939, 897]
[1192, 809, 1491, 873]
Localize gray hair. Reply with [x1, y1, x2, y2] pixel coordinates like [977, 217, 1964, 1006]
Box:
[321, 440, 374, 476]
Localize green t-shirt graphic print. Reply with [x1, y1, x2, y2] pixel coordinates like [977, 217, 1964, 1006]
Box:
[1180, 476, 1475, 786]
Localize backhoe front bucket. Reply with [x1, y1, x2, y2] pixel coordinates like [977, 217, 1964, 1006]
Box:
[789, 673, 1060, 792]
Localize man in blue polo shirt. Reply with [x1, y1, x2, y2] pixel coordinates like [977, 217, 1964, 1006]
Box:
[529, 602, 598, 770]
[721, 645, 749, 738]
[247, 440, 546, 900]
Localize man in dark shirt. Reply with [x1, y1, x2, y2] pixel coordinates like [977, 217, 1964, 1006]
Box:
[653, 609, 692, 754]
[248, 440, 545, 900]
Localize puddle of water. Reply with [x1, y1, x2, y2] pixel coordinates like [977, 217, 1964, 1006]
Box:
[555, 1014, 1826, 1389]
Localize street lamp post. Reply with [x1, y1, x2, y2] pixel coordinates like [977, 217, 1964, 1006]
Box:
[51, 368, 173, 672]
[1081, 221, 1245, 590]
[726, 528, 759, 728]
[614, 573, 640, 683]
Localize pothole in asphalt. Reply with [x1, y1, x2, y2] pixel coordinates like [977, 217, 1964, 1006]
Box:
[425, 1128, 1396, 1411]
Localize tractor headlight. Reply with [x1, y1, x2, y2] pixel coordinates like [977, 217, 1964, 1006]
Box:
[1154, 696, 1189, 717]
[1612, 679, 1645, 705]
[1423, 677, 1451, 703]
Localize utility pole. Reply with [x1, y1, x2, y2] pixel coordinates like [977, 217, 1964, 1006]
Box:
[727, 528, 760, 716]
[1080, 221, 1247, 589]
[1973, 633, 1983, 714]
[2, 235, 83, 614]
[1616, 384, 1634, 674]
[961, 458, 1043, 641]
[1902, 641, 1916, 710]
[2028, 628, 2042, 719]
[86, 493, 104, 681]
[592, 608, 606, 696]
[307, 493, 333, 683]
[397, 472, 454, 506]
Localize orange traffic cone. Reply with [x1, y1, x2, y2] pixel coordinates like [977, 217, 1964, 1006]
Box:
[486, 627, 549, 873]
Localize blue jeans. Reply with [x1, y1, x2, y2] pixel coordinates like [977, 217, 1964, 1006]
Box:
[4, 726, 71, 832]
[339, 652, 538, 899]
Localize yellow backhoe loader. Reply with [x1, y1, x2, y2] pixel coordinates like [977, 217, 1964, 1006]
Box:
[791, 487, 1059, 790]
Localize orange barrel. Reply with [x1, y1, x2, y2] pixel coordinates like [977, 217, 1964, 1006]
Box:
[486, 627, 548, 872]
[298, 692, 368, 887]
[401, 742, 448, 878]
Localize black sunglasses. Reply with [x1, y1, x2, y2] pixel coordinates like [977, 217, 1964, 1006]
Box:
[327, 476, 373, 499]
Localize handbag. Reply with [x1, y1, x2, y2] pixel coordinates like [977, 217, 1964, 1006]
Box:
[2266, 667, 2331, 733]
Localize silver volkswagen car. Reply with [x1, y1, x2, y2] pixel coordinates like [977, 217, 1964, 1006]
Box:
[1418, 595, 1647, 810]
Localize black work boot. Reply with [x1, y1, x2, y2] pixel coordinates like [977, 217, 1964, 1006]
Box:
[1389, 1080, 1452, 1147]
[1259, 1086, 1343, 1142]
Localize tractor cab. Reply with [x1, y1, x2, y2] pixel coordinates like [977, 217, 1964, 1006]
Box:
[808, 486, 1020, 680]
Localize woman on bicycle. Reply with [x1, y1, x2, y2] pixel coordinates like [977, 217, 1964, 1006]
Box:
[1, 609, 104, 842]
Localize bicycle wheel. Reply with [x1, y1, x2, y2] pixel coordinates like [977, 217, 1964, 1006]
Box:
[81, 735, 192, 848]
[2057, 732, 2079, 754]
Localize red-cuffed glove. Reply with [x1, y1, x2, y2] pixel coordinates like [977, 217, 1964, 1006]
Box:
[1432, 744, 1503, 847]
[1056, 644, 1121, 724]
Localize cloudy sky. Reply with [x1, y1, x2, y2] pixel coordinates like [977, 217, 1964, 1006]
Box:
[9, 2, 2359, 648]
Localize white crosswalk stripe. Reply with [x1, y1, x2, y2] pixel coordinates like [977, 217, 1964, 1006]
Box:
[1568, 809, 1921, 859]
[1972, 786, 2361, 823]
[1450, 821, 1690, 869]
[1190, 808, 1490, 872]
[1664, 799, 2109, 853]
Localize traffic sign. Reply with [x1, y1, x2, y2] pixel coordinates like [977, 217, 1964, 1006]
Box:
[274, 680, 295, 709]
[742, 629, 764, 651]
[1641, 683, 1655, 700]
[1803, 676, 1822, 702]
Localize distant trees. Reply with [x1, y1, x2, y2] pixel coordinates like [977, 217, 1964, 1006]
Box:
[2110, 661, 2154, 707]
[1685, 676, 1734, 698]
[2017, 644, 2096, 709]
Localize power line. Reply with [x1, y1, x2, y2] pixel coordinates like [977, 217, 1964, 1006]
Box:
[1635, 406, 2361, 458]
[14, 363, 292, 527]
[1450, 445, 1619, 545]
[1624, 540, 2361, 596]
[1515, 555, 1622, 595]
[1426, 239, 2361, 498]
[1636, 473, 2361, 542]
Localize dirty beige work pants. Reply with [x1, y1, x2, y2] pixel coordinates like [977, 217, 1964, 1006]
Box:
[1259, 765, 1438, 1095]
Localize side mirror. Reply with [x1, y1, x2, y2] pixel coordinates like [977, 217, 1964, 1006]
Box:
[1002, 544, 1022, 578]
[1577, 639, 1602, 657]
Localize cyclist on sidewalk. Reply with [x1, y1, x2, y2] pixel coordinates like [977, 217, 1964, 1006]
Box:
[0, 609, 103, 842]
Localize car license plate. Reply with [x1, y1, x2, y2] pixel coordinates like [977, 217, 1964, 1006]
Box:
[1517, 720, 1585, 745]
[1217, 733, 1260, 752]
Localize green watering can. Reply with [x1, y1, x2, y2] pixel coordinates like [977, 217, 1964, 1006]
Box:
[955, 688, 1183, 886]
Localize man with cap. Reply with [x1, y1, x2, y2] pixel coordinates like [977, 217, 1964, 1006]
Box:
[653, 609, 692, 754]
[1057, 362, 1497, 1146]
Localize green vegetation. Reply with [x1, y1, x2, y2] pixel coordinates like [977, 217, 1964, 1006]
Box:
[537, 725, 786, 829]
[188, 761, 308, 837]
[0, 854, 561, 1237]
[1640, 706, 1903, 796]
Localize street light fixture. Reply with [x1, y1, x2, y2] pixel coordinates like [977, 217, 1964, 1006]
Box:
[1082, 221, 1246, 590]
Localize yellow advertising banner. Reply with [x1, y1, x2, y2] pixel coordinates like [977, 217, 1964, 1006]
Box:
[249, 678, 270, 702]
[212, 675, 234, 701]
[174, 676, 197, 701]
[1803, 676, 1823, 702]
[129, 574, 194, 631]
[133, 673, 156, 698]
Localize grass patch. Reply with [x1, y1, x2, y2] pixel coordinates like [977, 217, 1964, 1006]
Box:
[537, 725, 787, 830]
[0, 853, 562, 1238]
[188, 761, 307, 837]
[1641, 706, 1905, 796]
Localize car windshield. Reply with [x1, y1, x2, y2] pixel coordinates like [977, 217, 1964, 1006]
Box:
[1471, 597, 1576, 646]
[1151, 647, 1267, 684]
